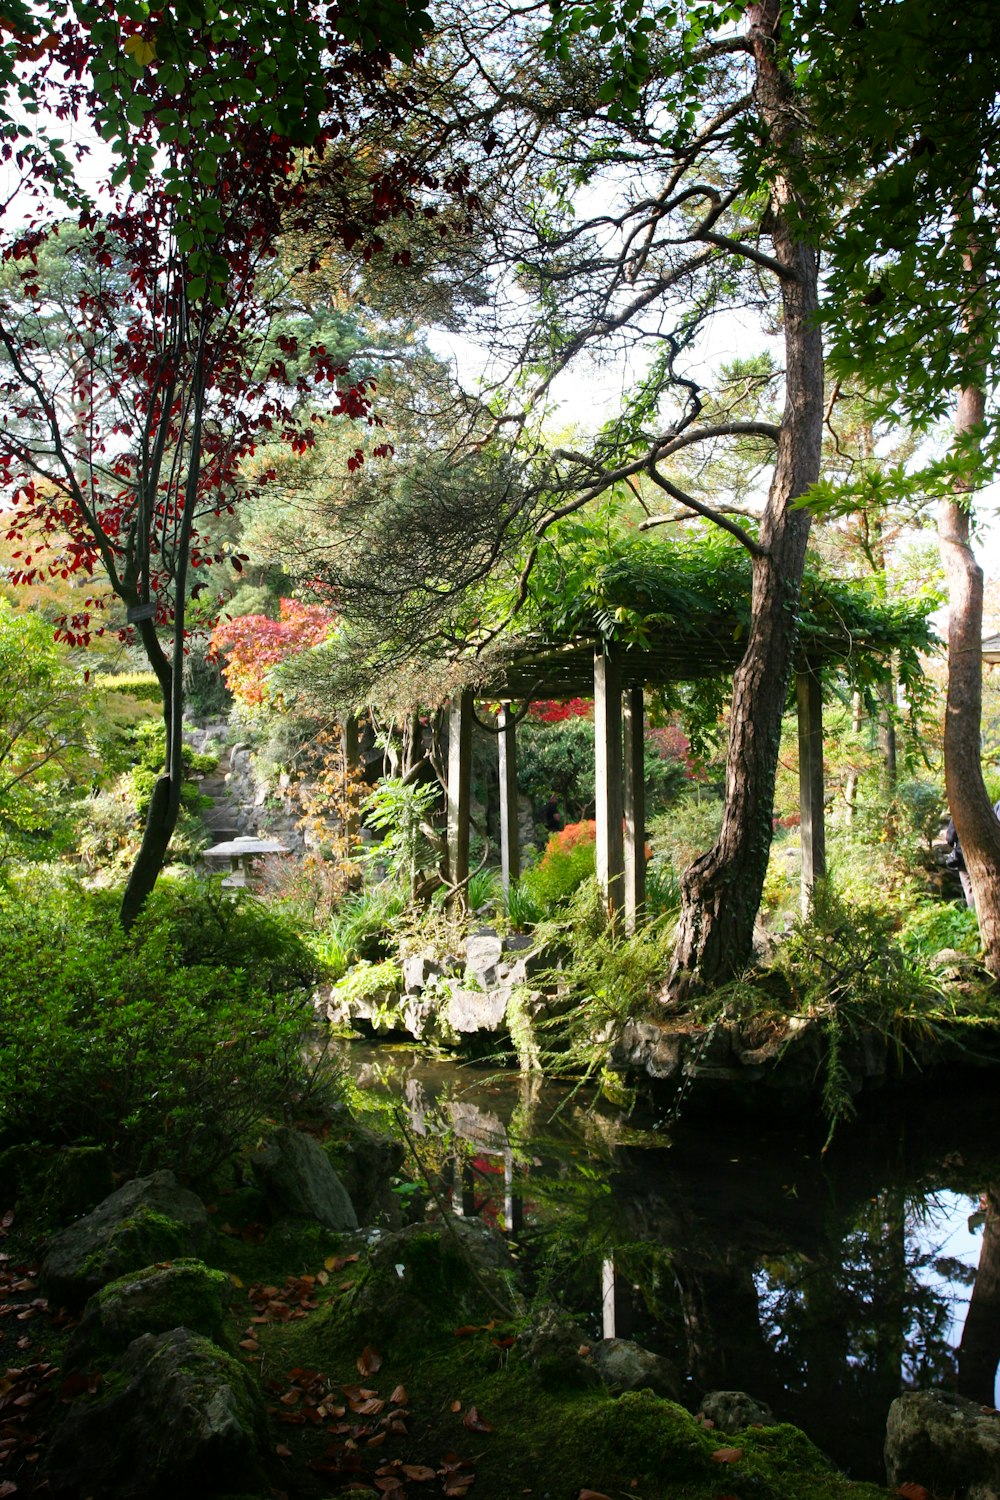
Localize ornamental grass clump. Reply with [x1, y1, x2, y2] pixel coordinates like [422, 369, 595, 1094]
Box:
[0, 869, 339, 1186]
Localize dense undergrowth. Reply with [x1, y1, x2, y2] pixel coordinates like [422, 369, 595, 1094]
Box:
[0, 869, 340, 1187]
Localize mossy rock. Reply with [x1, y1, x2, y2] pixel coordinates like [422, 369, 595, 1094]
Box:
[68, 1259, 235, 1367]
[326, 1217, 517, 1353]
[45, 1327, 267, 1500]
[42, 1170, 210, 1309]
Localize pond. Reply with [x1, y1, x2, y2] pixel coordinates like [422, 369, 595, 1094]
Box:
[345, 1042, 1000, 1485]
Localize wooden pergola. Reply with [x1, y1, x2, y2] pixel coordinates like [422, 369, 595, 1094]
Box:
[441, 623, 829, 931]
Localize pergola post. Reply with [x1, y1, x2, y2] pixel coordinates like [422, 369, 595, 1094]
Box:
[498, 701, 520, 895]
[623, 685, 646, 934]
[447, 688, 473, 911]
[341, 712, 361, 852]
[796, 664, 826, 914]
[594, 645, 625, 918]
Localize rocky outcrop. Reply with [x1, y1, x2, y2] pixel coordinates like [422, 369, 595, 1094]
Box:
[251, 1126, 358, 1230]
[319, 927, 551, 1066]
[41, 1170, 210, 1309]
[333, 1217, 517, 1351]
[885, 1390, 1000, 1500]
[45, 1328, 267, 1500]
[327, 1117, 406, 1226]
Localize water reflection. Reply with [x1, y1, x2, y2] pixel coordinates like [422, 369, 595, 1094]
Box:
[348, 1043, 1000, 1481]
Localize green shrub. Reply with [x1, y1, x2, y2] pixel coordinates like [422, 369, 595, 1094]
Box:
[329, 958, 403, 1007]
[647, 789, 724, 876]
[0, 870, 337, 1186]
[467, 866, 503, 913]
[521, 821, 597, 911]
[644, 857, 681, 917]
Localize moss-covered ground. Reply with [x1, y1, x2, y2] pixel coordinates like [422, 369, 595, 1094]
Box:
[1, 1181, 890, 1500]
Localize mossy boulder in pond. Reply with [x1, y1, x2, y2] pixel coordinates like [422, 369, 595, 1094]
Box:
[251, 1126, 358, 1230]
[67, 1259, 235, 1366]
[41, 1170, 210, 1309]
[45, 1327, 267, 1500]
[332, 1217, 516, 1351]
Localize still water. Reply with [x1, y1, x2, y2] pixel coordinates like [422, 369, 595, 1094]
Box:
[347, 1042, 1000, 1484]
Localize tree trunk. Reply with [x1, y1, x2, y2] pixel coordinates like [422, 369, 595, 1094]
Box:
[668, 0, 824, 997]
[939, 381, 1000, 978]
[119, 771, 183, 929]
[119, 344, 206, 930]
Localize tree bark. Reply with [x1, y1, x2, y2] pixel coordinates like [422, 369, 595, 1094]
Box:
[939, 381, 1000, 977]
[668, 0, 824, 996]
[958, 1187, 1000, 1404]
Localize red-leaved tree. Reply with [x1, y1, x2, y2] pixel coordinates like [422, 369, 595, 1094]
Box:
[0, 6, 468, 926]
[210, 599, 336, 708]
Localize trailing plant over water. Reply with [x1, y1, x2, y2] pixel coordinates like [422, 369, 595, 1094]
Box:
[697, 880, 995, 1145]
[535, 881, 679, 1084]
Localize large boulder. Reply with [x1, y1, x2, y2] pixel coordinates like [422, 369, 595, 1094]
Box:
[67, 1259, 234, 1367]
[886, 1390, 1000, 1500]
[589, 1337, 682, 1401]
[45, 1327, 267, 1499]
[328, 1121, 406, 1226]
[251, 1126, 358, 1230]
[334, 1216, 517, 1351]
[41, 1170, 210, 1309]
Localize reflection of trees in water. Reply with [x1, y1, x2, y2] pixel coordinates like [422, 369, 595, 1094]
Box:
[958, 1186, 1000, 1404]
[347, 1047, 1000, 1479]
[753, 1187, 959, 1477]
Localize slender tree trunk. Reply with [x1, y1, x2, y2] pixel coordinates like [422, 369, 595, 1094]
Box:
[939, 379, 1000, 976]
[119, 345, 206, 930]
[668, 0, 824, 996]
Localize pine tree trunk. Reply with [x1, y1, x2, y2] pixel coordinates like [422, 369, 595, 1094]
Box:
[939, 383, 1000, 978]
[667, 0, 824, 997]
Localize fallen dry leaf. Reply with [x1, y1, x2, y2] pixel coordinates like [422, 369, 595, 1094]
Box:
[275, 1444, 292, 1458]
[390, 1384, 409, 1405]
[326, 1253, 360, 1272]
[578, 1491, 613, 1500]
[462, 1405, 493, 1433]
[450, 1400, 462, 1413]
[895, 1486, 930, 1500]
[357, 1346, 383, 1376]
[402, 1464, 437, 1481]
[711, 1447, 743, 1464]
